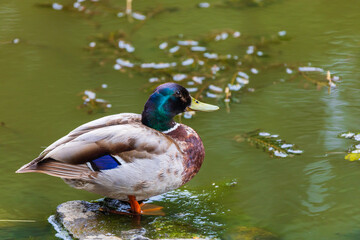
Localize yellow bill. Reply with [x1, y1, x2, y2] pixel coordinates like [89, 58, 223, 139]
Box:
[188, 97, 219, 112]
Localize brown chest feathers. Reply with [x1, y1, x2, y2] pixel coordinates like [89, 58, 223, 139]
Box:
[165, 125, 205, 184]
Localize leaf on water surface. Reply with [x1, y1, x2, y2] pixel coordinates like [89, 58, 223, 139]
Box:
[235, 129, 303, 158]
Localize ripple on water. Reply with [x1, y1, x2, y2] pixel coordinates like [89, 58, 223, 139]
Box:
[302, 160, 335, 216]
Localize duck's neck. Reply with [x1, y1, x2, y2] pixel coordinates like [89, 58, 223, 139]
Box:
[141, 97, 177, 132]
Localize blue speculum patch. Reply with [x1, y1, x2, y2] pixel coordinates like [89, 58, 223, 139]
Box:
[90, 155, 121, 171]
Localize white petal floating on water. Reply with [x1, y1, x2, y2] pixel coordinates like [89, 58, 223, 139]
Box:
[211, 65, 220, 74]
[298, 66, 324, 72]
[84, 90, 96, 99]
[95, 98, 106, 103]
[125, 45, 135, 53]
[354, 134, 360, 141]
[73, 2, 81, 9]
[286, 68, 293, 74]
[274, 151, 288, 158]
[332, 76, 340, 81]
[250, 68, 259, 74]
[228, 83, 241, 91]
[281, 143, 294, 148]
[118, 40, 135, 52]
[257, 51, 263, 56]
[236, 77, 249, 85]
[209, 85, 223, 93]
[246, 46, 255, 55]
[355, 144, 360, 149]
[89, 42, 96, 48]
[341, 132, 355, 138]
[329, 82, 336, 87]
[116, 58, 134, 68]
[132, 12, 146, 20]
[186, 87, 198, 93]
[287, 149, 304, 154]
[221, 32, 229, 40]
[259, 132, 271, 137]
[52, 3, 63, 10]
[117, 12, 124, 17]
[238, 71, 249, 79]
[278, 30, 287, 37]
[149, 77, 159, 83]
[191, 46, 206, 52]
[192, 76, 205, 84]
[169, 46, 180, 53]
[159, 42, 168, 50]
[113, 64, 122, 70]
[101, 84, 108, 89]
[351, 150, 360, 153]
[206, 92, 219, 98]
[187, 81, 195, 86]
[233, 31, 241, 38]
[182, 58, 194, 66]
[12, 38, 20, 44]
[198, 2, 210, 8]
[173, 74, 187, 81]
[204, 52, 218, 59]
[106, 104, 112, 108]
[183, 111, 193, 119]
[177, 40, 198, 46]
[271, 134, 279, 138]
[198, 60, 205, 65]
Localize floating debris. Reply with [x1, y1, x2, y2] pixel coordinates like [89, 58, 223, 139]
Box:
[89, 42, 96, 48]
[208, 85, 223, 93]
[339, 131, 360, 161]
[173, 74, 187, 81]
[182, 58, 194, 66]
[118, 40, 135, 53]
[233, 31, 241, 38]
[159, 42, 168, 50]
[246, 46, 255, 55]
[132, 12, 146, 20]
[141, 62, 176, 69]
[177, 40, 199, 46]
[12, 38, 20, 44]
[198, 2, 210, 8]
[192, 76, 205, 84]
[286, 68, 293, 74]
[278, 30, 287, 37]
[191, 46, 206, 52]
[117, 12, 125, 17]
[236, 77, 249, 85]
[235, 129, 303, 158]
[149, 77, 159, 83]
[169, 46, 180, 53]
[52, 3, 63, 10]
[238, 71, 249, 79]
[79, 86, 111, 114]
[298, 66, 324, 72]
[204, 52, 218, 59]
[215, 32, 229, 41]
[250, 68, 259, 74]
[116, 58, 134, 68]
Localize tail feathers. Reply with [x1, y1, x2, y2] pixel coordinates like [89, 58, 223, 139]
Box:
[16, 159, 94, 180]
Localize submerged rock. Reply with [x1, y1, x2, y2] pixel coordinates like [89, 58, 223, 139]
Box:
[223, 226, 280, 240]
[49, 199, 207, 240]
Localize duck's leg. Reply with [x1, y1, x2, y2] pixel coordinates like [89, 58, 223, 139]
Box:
[128, 195, 142, 214]
[128, 195, 165, 216]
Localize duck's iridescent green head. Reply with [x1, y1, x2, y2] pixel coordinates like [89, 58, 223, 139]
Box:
[141, 83, 219, 132]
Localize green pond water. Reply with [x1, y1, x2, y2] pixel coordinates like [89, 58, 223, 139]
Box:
[1, 0, 360, 239]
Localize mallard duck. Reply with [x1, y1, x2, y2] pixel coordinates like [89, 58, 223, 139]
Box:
[16, 83, 219, 214]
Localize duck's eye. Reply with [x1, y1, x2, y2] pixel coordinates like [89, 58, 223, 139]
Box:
[175, 90, 181, 96]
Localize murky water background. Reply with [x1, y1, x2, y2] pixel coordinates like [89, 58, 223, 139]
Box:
[1, 0, 360, 239]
